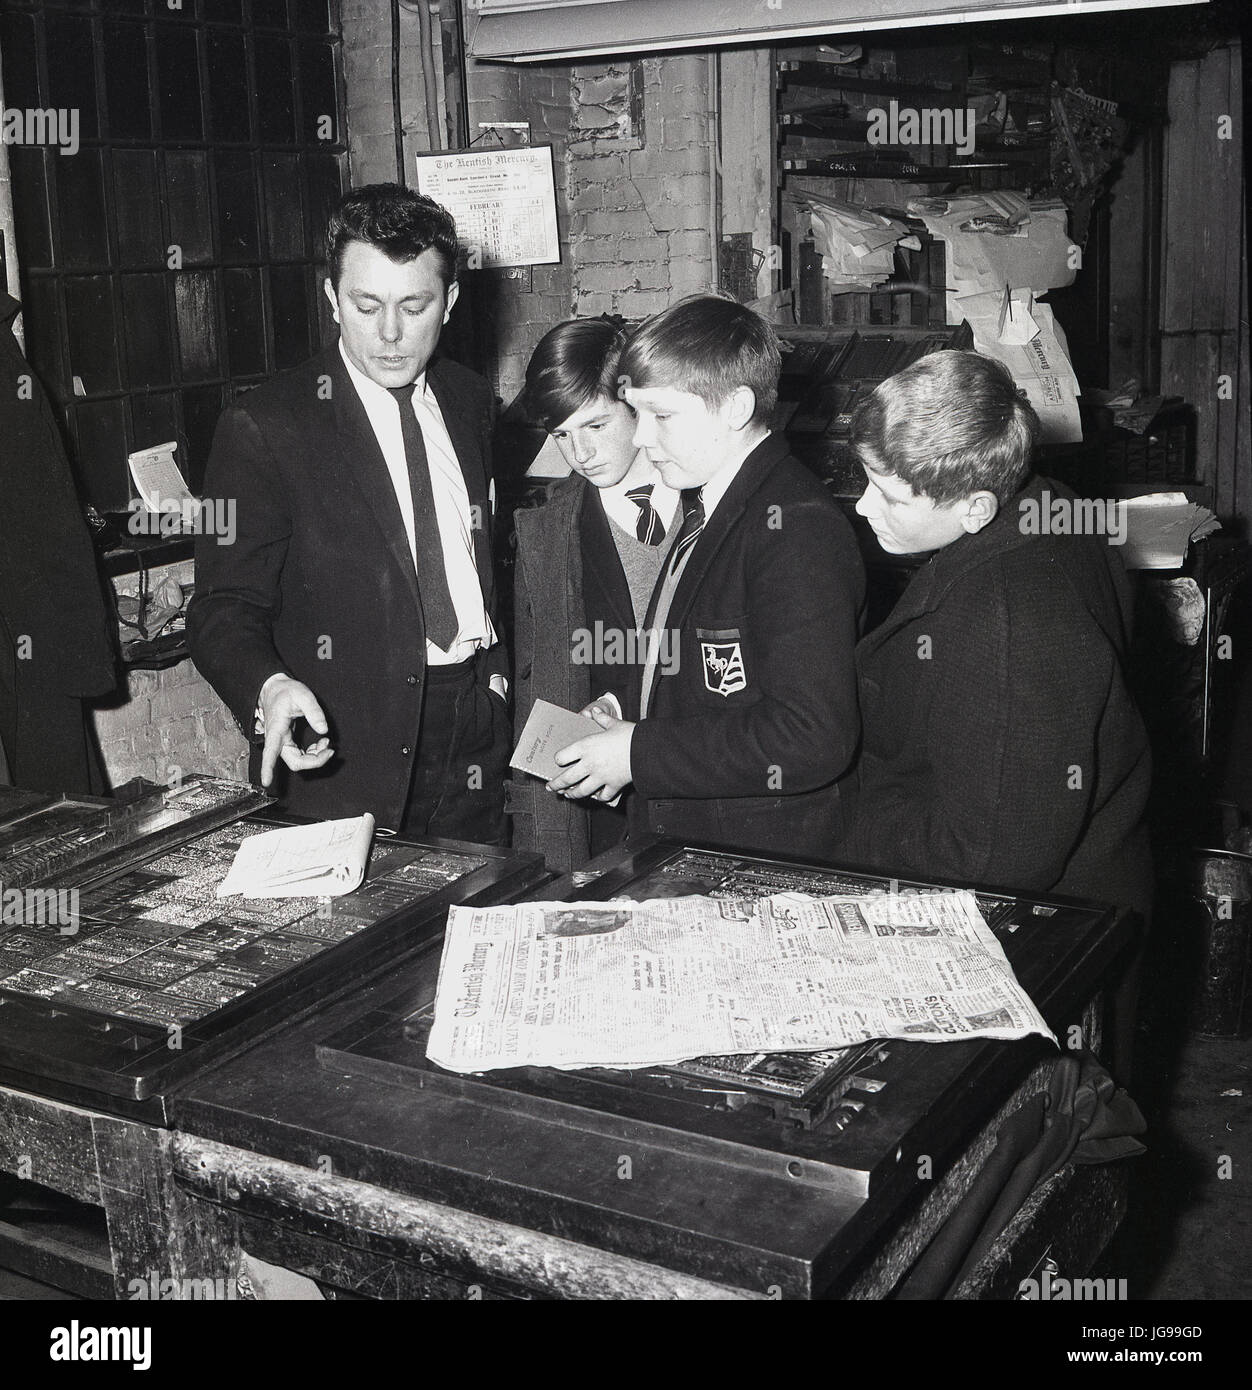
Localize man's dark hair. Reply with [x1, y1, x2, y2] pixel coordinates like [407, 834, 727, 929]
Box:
[617, 295, 781, 425]
[850, 349, 1040, 506]
[325, 183, 459, 290]
[524, 316, 631, 432]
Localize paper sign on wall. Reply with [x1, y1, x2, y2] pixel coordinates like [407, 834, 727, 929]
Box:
[414, 145, 560, 269]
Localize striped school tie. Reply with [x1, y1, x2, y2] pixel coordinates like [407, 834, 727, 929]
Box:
[625, 483, 665, 545]
[667, 486, 705, 575]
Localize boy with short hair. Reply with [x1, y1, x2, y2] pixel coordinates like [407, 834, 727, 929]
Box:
[548, 296, 865, 859]
[510, 315, 679, 870]
[844, 349, 1152, 919]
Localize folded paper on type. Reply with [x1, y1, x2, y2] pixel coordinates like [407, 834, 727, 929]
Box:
[216, 813, 375, 898]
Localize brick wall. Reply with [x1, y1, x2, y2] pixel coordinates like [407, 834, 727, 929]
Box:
[91, 560, 250, 791]
[340, 5, 718, 404]
[567, 55, 715, 326]
[463, 52, 576, 407]
[341, 0, 443, 185]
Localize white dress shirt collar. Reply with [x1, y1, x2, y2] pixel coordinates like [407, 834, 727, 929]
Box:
[697, 429, 772, 521]
[339, 340, 431, 403]
[336, 340, 494, 662]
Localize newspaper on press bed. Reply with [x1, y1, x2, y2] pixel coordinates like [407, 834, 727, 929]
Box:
[426, 890, 1055, 1074]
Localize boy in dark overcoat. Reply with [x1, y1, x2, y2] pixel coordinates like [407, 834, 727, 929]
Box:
[841, 349, 1152, 921]
[510, 316, 680, 870]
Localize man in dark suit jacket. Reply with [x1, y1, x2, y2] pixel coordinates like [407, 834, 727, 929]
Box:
[188, 185, 509, 838]
[841, 349, 1152, 920]
[547, 297, 865, 860]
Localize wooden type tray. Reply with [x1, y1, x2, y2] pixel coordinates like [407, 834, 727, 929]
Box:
[0, 781, 546, 1122]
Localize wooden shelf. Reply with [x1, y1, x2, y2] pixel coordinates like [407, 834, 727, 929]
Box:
[0, 1188, 114, 1299]
[778, 62, 961, 100]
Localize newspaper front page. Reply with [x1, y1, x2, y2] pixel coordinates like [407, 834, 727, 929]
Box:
[427, 892, 1055, 1074]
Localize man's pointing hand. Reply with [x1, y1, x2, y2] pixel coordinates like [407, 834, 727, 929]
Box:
[259, 676, 335, 787]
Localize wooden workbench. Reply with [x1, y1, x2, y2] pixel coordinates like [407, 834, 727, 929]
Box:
[165, 844, 1136, 1300]
[0, 839, 1137, 1299]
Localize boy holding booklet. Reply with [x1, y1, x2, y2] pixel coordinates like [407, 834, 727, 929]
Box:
[547, 296, 865, 860]
[510, 316, 680, 870]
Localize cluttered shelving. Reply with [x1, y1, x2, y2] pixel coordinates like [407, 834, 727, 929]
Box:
[772, 24, 1183, 493]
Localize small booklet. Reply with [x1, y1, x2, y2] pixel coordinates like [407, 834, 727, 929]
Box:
[511, 699, 598, 781]
[216, 813, 375, 899]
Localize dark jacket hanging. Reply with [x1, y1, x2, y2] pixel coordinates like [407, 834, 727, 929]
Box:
[0, 292, 116, 792]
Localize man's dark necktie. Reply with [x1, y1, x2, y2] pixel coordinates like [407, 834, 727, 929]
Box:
[667, 486, 706, 575]
[388, 383, 458, 651]
[625, 482, 665, 546]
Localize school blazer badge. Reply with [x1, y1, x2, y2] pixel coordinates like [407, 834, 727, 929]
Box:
[700, 632, 747, 697]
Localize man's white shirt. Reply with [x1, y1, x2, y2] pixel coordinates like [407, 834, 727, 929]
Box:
[253, 350, 503, 731]
[339, 340, 496, 665]
[693, 449, 750, 528]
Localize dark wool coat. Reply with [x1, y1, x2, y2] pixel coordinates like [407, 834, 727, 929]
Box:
[0, 293, 116, 792]
[629, 432, 866, 859]
[509, 474, 643, 871]
[187, 344, 505, 828]
[842, 474, 1152, 917]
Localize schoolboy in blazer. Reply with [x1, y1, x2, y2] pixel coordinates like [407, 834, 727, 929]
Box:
[547, 297, 865, 860]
